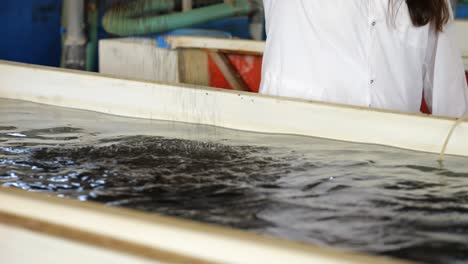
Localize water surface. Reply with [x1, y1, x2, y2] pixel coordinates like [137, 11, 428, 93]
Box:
[1, 99, 467, 264]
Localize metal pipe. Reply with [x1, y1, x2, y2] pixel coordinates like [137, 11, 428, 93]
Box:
[86, 0, 99, 72]
[64, 0, 87, 70]
[182, 0, 192, 11]
[248, 0, 264, 40]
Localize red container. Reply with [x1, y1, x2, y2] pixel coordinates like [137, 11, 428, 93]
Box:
[208, 54, 263, 93]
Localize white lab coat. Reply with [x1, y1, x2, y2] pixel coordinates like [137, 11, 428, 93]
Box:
[260, 0, 468, 117]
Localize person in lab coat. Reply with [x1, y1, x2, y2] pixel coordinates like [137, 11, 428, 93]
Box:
[260, 0, 468, 117]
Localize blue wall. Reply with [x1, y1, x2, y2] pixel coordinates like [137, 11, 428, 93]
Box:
[0, 0, 62, 67]
[457, 5, 468, 18]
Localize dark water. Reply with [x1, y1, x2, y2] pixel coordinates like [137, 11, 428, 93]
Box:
[1, 99, 468, 264]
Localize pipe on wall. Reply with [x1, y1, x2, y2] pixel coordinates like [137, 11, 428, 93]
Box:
[63, 0, 87, 70]
[451, 0, 459, 15]
[102, 0, 252, 36]
[247, 0, 263, 40]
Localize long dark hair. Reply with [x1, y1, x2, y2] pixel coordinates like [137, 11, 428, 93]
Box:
[390, 0, 450, 31]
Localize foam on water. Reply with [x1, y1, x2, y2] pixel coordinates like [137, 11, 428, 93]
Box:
[1, 99, 467, 264]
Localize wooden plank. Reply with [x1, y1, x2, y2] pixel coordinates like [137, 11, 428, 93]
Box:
[165, 36, 265, 55]
[178, 49, 210, 86]
[208, 51, 250, 91]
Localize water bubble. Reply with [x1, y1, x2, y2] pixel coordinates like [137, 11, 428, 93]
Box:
[77, 195, 88, 201]
[6, 133, 27, 137]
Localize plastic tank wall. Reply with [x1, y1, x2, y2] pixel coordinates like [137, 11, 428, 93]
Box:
[0, 0, 62, 67]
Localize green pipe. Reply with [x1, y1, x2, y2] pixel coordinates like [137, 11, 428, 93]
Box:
[106, 0, 175, 18]
[103, 0, 252, 36]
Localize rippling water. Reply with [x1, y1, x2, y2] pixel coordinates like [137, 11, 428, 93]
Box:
[1, 99, 467, 264]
